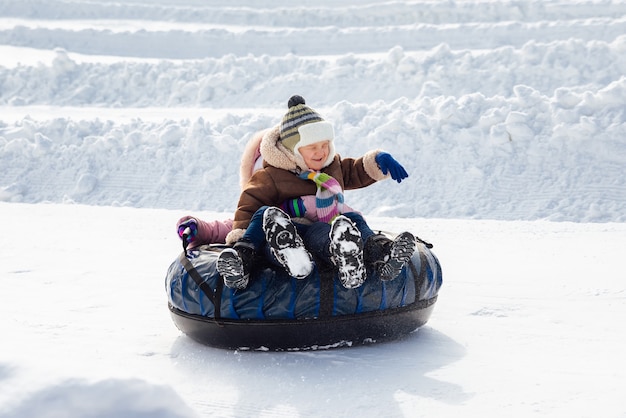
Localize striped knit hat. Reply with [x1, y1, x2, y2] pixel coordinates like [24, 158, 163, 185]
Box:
[279, 95, 335, 168]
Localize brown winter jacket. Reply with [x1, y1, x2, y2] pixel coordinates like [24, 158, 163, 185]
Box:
[225, 126, 390, 244]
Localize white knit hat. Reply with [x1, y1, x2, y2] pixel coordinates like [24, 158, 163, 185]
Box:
[279, 95, 335, 168]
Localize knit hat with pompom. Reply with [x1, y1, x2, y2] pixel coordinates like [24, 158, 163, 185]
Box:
[279, 95, 335, 168]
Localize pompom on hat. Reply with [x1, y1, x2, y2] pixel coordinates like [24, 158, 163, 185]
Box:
[279, 95, 335, 168]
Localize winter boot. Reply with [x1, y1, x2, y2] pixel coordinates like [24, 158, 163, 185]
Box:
[365, 232, 416, 281]
[217, 240, 255, 289]
[262, 206, 314, 279]
[329, 215, 366, 289]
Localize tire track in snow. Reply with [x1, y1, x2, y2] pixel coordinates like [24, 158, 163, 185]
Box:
[2, 0, 626, 27]
[1, 0, 626, 58]
[1, 17, 625, 59]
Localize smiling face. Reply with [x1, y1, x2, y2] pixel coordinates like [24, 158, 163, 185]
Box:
[298, 140, 331, 171]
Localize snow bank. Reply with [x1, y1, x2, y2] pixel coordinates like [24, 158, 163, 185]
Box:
[0, 0, 625, 223]
[2, 378, 198, 418]
[1, 72, 624, 221]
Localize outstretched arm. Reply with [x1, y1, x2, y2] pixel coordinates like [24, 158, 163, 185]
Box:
[177, 216, 234, 247]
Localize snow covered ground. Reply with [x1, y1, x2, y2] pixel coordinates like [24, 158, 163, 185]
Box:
[1, 0, 625, 417]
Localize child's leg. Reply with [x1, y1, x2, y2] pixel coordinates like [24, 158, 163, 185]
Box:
[342, 211, 375, 242]
[217, 207, 268, 289]
[301, 215, 366, 288]
[239, 207, 268, 249]
[218, 206, 315, 287]
[262, 207, 313, 279]
[299, 221, 332, 262]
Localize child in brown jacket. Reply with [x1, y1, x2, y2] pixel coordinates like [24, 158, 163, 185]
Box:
[217, 95, 417, 290]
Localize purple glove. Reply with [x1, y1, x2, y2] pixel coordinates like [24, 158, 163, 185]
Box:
[177, 218, 198, 244]
[375, 152, 409, 183]
[280, 198, 307, 218]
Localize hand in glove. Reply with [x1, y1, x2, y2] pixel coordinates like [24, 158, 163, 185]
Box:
[280, 195, 316, 218]
[177, 218, 198, 243]
[375, 152, 409, 183]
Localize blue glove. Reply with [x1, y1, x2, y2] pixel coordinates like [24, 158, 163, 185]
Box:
[375, 152, 408, 183]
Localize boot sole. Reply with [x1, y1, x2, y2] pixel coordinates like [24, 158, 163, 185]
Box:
[379, 232, 416, 281]
[330, 216, 365, 289]
[263, 207, 313, 279]
[217, 248, 249, 289]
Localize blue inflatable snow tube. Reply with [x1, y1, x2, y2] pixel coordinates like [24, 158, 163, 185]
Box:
[165, 239, 442, 350]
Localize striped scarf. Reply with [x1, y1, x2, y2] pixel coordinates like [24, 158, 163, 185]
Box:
[299, 171, 344, 223]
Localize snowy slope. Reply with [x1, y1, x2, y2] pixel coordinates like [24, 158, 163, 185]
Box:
[1, 1, 626, 417]
[1, 0, 625, 221]
[1, 204, 625, 418]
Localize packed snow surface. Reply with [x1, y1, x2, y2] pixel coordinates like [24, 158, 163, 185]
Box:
[1, 0, 625, 417]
